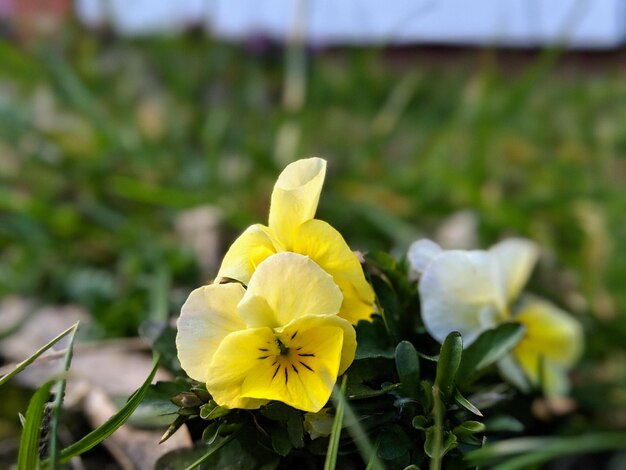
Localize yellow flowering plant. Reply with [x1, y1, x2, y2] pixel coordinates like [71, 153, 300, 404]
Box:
[217, 157, 375, 325]
[151, 158, 586, 469]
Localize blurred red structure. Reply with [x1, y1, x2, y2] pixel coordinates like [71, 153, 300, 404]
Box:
[0, 0, 71, 37]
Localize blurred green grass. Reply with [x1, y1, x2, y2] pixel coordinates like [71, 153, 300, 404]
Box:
[1, 29, 625, 429]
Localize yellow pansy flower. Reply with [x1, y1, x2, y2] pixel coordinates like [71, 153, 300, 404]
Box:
[176, 252, 357, 412]
[217, 158, 375, 324]
[409, 238, 583, 395]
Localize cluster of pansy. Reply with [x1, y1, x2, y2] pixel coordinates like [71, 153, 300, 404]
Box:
[408, 238, 584, 395]
[176, 158, 375, 412]
[176, 157, 584, 417]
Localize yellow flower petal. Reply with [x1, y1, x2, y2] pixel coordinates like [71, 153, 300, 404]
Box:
[512, 297, 584, 395]
[238, 252, 343, 328]
[207, 315, 350, 412]
[489, 238, 539, 304]
[176, 283, 247, 382]
[292, 219, 375, 323]
[268, 157, 327, 248]
[205, 327, 275, 410]
[419, 250, 505, 346]
[216, 224, 282, 284]
[276, 314, 357, 375]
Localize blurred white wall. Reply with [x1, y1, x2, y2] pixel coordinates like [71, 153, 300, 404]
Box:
[75, 0, 626, 48]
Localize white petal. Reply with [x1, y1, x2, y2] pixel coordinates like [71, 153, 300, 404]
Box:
[489, 238, 539, 303]
[419, 250, 503, 346]
[407, 239, 442, 278]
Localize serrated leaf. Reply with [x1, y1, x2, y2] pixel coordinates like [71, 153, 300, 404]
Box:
[395, 341, 421, 398]
[434, 332, 463, 401]
[456, 323, 525, 385]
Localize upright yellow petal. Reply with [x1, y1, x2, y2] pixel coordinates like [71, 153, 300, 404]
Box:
[489, 238, 539, 304]
[292, 219, 375, 323]
[512, 297, 584, 395]
[237, 252, 343, 328]
[176, 283, 247, 382]
[216, 224, 281, 284]
[268, 157, 327, 248]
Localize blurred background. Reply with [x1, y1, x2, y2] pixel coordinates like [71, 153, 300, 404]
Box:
[1, 0, 626, 466]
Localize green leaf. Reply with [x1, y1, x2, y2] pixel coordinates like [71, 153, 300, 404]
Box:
[202, 422, 221, 445]
[355, 317, 395, 360]
[199, 400, 230, 420]
[324, 376, 347, 470]
[378, 425, 412, 460]
[453, 390, 483, 417]
[434, 332, 463, 401]
[161, 415, 189, 444]
[182, 431, 242, 470]
[453, 421, 485, 444]
[54, 356, 160, 463]
[483, 415, 524, 433]
[17, 380, 55, 470]
[412, 415, 429, 431]
[269, 426, 292, 456]
[132, 379, 189, 428]
[424, 428, 457, 459]
[395, 341, 421, 398]
[0, 321, 80, 387]
[48, 321, 79, 468]
[456, 323, 525, 385]
[261, 403, 304, 450]
[370, 276, 402, 342]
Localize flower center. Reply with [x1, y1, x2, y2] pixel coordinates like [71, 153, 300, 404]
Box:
[276, 337, 290, 356]
[256, 330, 317, 385]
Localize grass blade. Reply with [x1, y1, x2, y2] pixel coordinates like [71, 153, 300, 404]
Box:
[465, 433, 626, 469]
[0, 322, 79, 387]
[324, 376, 348, 470]
[48, 322, 79, 468]
[17, 380, 55, 470]
[53, 355, 160, 463]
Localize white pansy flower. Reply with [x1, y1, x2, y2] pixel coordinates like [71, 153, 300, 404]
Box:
[409, 238, 538, 346]
[409, 238, 583, 395]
